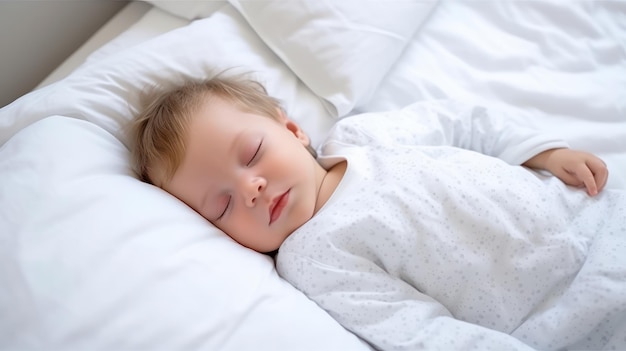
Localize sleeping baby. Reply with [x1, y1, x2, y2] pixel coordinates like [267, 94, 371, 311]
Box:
[131, 75, 625, 351]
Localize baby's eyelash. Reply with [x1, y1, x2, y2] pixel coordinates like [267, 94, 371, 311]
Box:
[247, 141, 263, 166]
[216, 196, 231, 221]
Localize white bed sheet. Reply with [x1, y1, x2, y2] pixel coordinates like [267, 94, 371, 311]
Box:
[1, 1, 625, 350]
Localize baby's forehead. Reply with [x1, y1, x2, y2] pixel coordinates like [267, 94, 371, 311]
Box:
[192, 104, 279, 132]
[201, 91, 282, 120]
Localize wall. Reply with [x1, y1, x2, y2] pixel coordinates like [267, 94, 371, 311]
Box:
[0, 1, 128, 108]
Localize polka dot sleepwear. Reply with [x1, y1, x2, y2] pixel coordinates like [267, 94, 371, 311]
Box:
[276, 101, 626, 351]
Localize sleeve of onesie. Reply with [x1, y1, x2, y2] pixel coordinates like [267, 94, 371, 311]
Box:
[325, 100, 569, 165]
[277, 252, 536, 351]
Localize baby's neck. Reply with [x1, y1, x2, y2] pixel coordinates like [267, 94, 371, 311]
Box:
[314, 160, 347, 214]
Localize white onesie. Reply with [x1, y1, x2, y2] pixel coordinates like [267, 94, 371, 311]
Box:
[276, 101, 626, 351]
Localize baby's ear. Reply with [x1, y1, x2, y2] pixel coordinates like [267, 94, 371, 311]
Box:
[277, 108, 310, 147]
[286, 119, 310, 147]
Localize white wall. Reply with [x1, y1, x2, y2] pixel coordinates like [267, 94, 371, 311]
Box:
[0, 0, 128, 108]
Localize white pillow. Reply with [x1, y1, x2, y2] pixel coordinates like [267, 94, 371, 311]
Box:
[0, 4, 334, 149]
[142, 0, 227, 20]
[0, 116, 372, 351]
[229, 0, 439, 117]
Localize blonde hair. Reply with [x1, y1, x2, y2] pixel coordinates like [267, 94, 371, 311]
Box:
[131, 75, 285, 186]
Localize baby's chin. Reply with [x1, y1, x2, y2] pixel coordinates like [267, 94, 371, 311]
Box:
[230, 232, 284, 254]
[263, 228, 299, 254]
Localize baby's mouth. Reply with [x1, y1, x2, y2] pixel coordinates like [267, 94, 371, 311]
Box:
[269, 189, 290, 225]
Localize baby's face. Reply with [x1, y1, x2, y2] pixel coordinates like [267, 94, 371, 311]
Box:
[163, 97, 326, 253]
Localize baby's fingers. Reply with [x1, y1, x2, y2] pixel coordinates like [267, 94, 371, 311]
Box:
[557, 164, 593, 194]
[544, 149, 609, 196]
[577, 165, 599, 196]
[570, 158, 608, 196]
[586, 157, 609, 195]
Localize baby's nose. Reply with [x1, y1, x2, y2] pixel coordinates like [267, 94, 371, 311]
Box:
[243, 176, 266, 207]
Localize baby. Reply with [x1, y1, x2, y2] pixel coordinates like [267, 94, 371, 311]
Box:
[132, 76, 625, 350]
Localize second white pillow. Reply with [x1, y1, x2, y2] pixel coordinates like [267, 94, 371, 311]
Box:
[230, 0, 439, 117]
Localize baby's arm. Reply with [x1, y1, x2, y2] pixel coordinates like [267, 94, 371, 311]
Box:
[523, 148, 609, 196]
[324, 101, 569, 166]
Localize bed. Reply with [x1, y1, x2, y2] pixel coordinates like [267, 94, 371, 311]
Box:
[1, 1, 625, 350]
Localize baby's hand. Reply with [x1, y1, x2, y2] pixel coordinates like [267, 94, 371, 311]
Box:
[524, 148, 609, 196]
